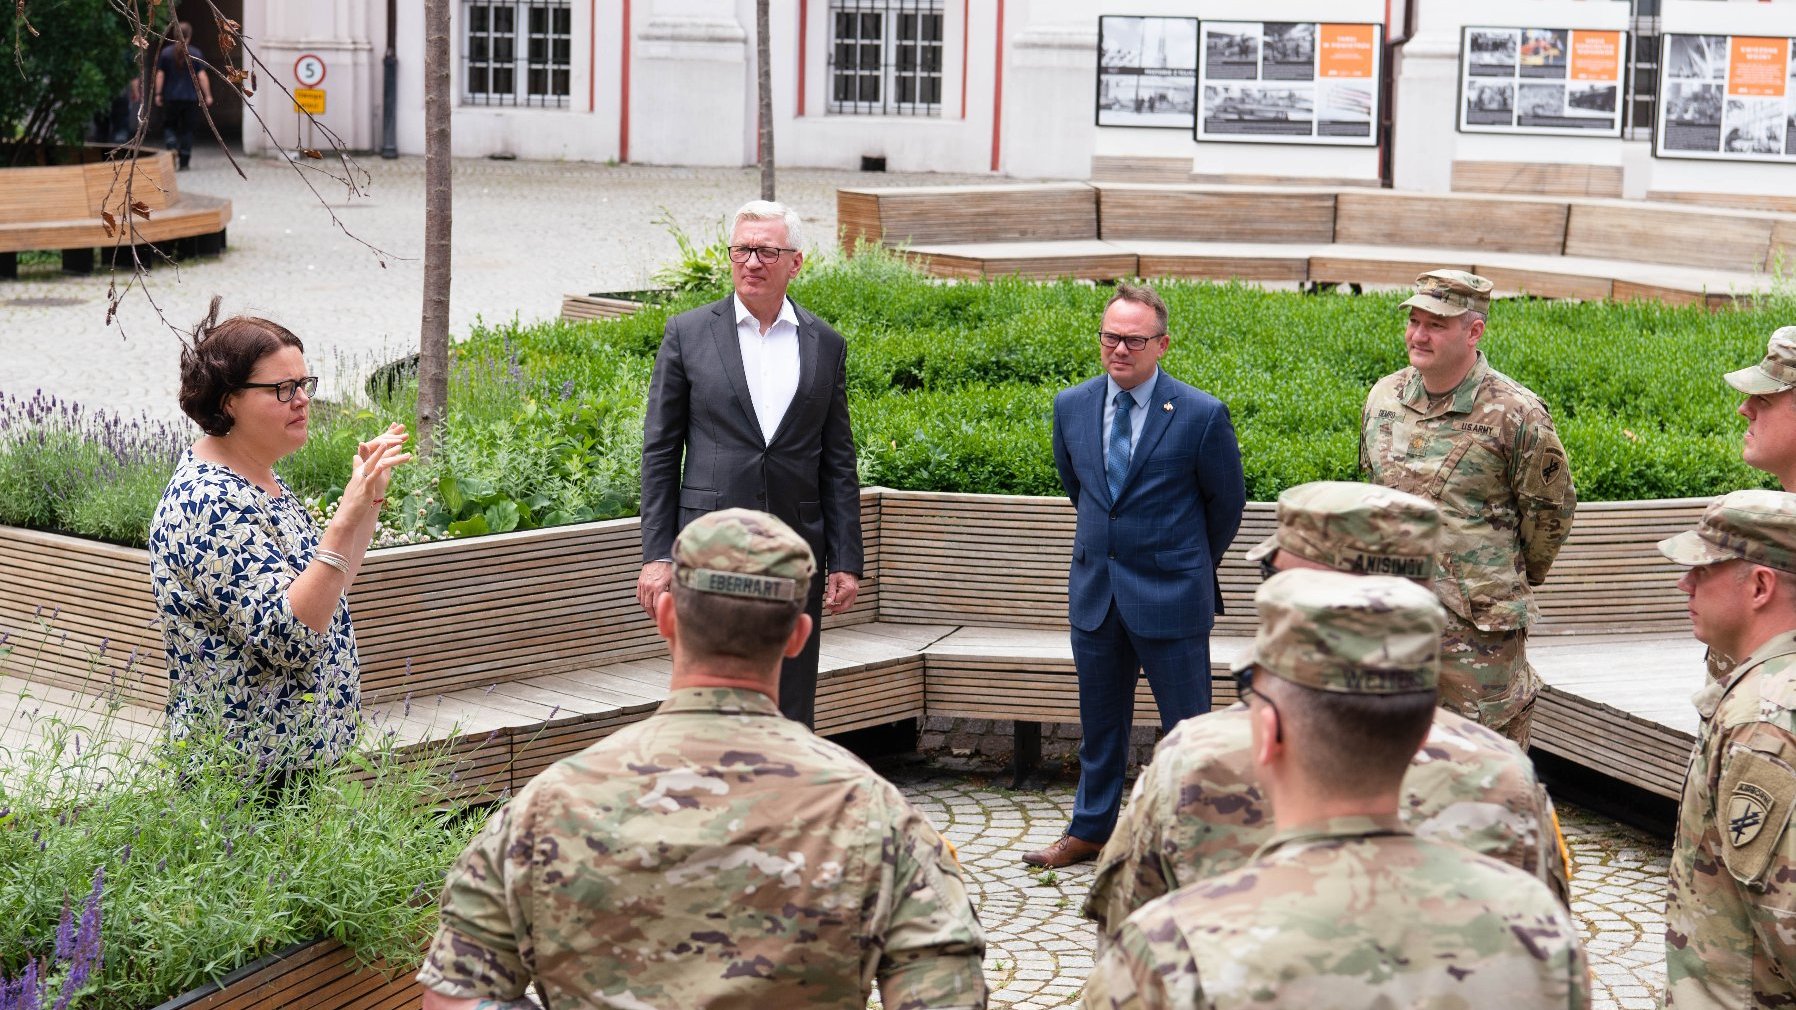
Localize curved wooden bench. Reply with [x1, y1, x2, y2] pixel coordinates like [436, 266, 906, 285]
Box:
[839, 182, 1795, 309]
[2, 490, 1713, 802]
[0, 146, 230, 277]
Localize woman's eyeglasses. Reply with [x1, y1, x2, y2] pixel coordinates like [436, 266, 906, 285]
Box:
[240, 376, 319, 402]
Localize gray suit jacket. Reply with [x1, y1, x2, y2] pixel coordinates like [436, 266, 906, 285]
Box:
[640, 295, 863, 578]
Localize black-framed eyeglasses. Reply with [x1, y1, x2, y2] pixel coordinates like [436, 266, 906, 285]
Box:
[1258, 555, 1279, 582]
[728, 244, 799, 264]
[1098, 331, 1165, 351]
[239, 376, 319, 402]
[1234, 665, 1283, 743]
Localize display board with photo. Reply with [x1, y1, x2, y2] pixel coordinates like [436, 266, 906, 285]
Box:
[1196, 21, 1383, 146]
[1655, 34, 1796, 162]
[1458, 26, 1627, 135]
[1097, 16, 1200, 128]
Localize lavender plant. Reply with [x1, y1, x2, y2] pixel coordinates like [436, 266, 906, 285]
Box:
[0, 868, 104, 1010]
[0, 620, 482, 1009]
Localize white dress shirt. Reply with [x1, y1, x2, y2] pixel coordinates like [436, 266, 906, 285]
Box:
[1103, 368, 1160, 458]
[733, 294, 802, 444]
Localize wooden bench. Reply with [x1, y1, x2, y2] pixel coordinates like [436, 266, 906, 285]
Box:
[0, 146, 230, 277]
[1452, 161, 1624, 200]
[839, 182, 1795, 308]
[0, 490, 1715, 802]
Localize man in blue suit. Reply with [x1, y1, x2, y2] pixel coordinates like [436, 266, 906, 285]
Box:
[1023, 283, 1246, 869]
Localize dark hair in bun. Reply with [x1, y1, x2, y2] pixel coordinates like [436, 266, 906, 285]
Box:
[177, 296, 305, 436]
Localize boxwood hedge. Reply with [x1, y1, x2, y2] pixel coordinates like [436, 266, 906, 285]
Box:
[0, 248, 1786, 547]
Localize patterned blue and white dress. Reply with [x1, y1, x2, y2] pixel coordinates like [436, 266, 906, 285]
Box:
[148, 450, 360, 774]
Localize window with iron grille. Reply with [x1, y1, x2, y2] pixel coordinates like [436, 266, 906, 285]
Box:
[1625, 0, 1661, 140]
[828, 0, 945, 116]
[463, 0, 571, 107]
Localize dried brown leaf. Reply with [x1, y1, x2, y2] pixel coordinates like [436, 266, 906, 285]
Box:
[100, 210, 118, 238]
[301, 149, 323, 160]
[129, 200, 152, 220]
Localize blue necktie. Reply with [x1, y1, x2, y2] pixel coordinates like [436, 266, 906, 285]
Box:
[1108, 389, 1133, 502]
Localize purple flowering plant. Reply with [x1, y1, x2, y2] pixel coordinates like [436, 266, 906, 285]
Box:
[0, 638, 481, 1009]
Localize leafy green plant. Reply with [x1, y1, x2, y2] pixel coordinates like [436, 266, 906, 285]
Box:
[2, 0, 142, 152]
[0, 618, 483, 1008]
[649, 207, 732, 296]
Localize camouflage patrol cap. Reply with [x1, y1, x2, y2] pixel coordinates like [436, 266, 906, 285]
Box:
[1724, 326, 1796, 396]
[673, 508, 816, 602]
[1658, 489, 1796, 576]
[1244, 481, 1441, 580]
[1232, 569, 1445, 694]
[1399, 269, 1493, 318]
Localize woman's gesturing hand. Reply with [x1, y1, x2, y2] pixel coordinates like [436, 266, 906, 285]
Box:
[345, 423, 413, 508]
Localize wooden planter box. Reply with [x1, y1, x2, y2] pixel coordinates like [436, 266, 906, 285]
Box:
[0, 494, 882, 710]
[150, 938, 418, 1010]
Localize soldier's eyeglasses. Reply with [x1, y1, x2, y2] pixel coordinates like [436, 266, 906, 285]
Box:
[728, 244, 799, 264]
[239, 376, 319, 402]
[1097, 331, 1165, 351]
[1234, 665, 1283, 743]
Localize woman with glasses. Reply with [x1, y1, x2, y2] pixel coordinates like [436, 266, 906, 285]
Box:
[149, 297, 411, 790]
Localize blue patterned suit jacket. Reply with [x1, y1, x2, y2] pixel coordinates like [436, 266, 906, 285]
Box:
[1051, 371, 1246, 638]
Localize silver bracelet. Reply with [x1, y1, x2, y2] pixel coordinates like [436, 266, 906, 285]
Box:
[313, 548, 351, 575]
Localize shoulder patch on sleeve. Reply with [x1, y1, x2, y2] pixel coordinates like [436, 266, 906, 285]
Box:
[1718, 745, 1796, 884]
[1521, 446, 1572, 504]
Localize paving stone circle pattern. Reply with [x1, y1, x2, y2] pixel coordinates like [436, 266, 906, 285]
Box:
[889, 767, 1670, 1009]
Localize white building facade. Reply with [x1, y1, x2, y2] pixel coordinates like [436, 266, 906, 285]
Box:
[238, 0, 1792, 201]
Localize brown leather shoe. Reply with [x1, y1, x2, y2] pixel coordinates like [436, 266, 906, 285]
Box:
[1021, 834, 1102, 868]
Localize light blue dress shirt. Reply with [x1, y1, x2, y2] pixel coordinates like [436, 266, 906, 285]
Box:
[1103, 368, 1160, 459]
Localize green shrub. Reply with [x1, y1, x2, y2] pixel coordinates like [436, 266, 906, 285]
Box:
[0, 624, 481, 1007]
[1, 255, 1791, 547]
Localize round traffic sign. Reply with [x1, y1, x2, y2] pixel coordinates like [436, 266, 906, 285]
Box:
[294, 53, 327, 88]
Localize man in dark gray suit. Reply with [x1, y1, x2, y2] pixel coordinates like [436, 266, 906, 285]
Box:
[637, 200, 863, 728]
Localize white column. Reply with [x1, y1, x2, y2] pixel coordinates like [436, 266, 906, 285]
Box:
[1390, 0, 1462, 194]
[631, 0, 750, 165]
[242, 0, 379, 155]
[1004, 5, 1098, 180]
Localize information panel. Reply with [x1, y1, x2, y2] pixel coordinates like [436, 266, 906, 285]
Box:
[1097, 16, 1199, 129]
[1656, 33, 1796, 162]
[1195, 21, 1383, 146]
[1459, 26, 1627, 136]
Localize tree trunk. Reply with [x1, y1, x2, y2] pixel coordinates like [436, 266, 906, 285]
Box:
[417, 0, 452, 457]
[756, 0, 774, 201]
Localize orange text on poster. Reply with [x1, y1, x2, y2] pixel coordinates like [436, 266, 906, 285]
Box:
[1727, 36, 1788, 97]
[1319, 24, 1376, 79]
[1569, 31, 1621, 82]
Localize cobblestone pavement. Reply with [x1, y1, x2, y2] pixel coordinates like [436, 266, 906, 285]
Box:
[889, 766, 1671, 1009]
[0, 148, 1001, 420]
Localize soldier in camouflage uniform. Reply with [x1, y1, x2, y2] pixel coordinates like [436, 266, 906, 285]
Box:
[1659, 490, 1796, 1008]
[1083, 571, 1589, 1010]
[1361, 269, 1576, 748]
[1726, 327, 1796, 492]
[1083, 481, 1571, 943]
[417, 509, 986, 1010]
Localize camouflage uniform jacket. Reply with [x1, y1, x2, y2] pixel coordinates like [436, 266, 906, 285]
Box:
[417, 687, 987, 1009]
[1083, 815, 1590, 1010]
[1666, 630, 1796, 1008]
[1360, 352, 1576, 631]
[1083, 706, 1566, 938]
